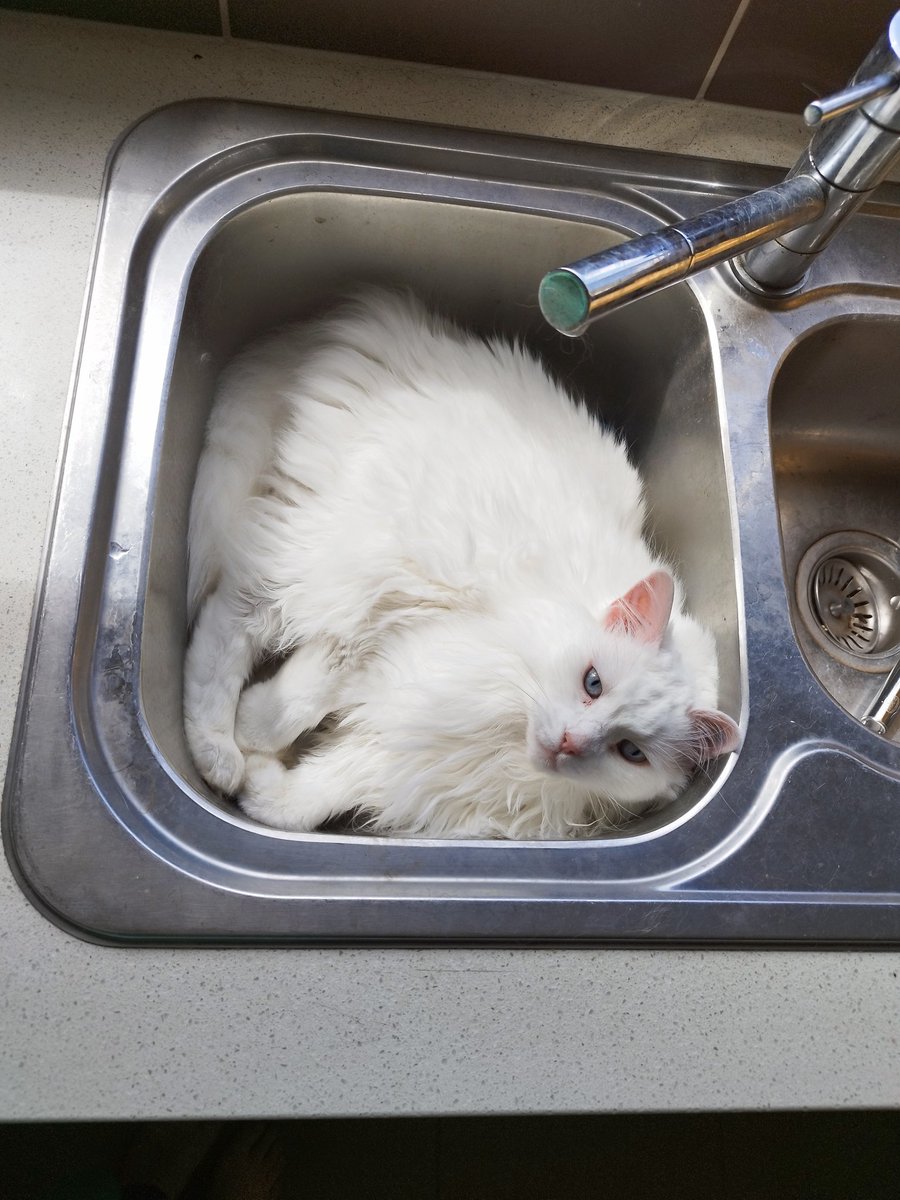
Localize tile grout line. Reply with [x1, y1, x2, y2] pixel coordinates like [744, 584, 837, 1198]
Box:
[219, 0, 231, 38]
[695, 0, 753, 100]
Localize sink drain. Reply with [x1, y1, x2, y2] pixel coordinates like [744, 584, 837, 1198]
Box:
[796, 532, 900, 671]
[810, 556, 879, 653]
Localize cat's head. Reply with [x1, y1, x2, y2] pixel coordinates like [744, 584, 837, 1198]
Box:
[515, 570, 740, 819]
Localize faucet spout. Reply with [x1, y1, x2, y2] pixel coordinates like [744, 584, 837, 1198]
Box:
[540, 8, 900, 334]
[539, 176, 826, 334]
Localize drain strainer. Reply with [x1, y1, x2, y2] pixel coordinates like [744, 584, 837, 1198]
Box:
[796, 531, 900, 672]
[810, 556, 878, 653]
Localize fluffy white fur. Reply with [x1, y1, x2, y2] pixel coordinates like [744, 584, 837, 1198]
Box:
[184, 288, 740, 838]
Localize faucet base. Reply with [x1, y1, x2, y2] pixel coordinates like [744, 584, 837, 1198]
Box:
[730, 250, 812, 297]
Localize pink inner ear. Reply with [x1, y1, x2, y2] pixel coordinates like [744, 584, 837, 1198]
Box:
[689, 709, 742, 765]
[604, 570, 675, 644]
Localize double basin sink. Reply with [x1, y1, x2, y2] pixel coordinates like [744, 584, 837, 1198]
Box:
[4, 100, 900, 943]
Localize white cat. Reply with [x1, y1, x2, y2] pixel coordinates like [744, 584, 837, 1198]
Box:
[184, 288, 740, 838]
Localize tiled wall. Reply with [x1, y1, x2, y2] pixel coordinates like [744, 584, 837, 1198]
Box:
[6, 0, 898, 113]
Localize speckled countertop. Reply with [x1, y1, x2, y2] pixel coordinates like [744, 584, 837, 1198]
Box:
[1, 8, 898, 1121]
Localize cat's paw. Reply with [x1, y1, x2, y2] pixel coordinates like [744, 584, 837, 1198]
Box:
[186, 725, 245, 795]
[234, 684, 283, 754]
[239, 753, 294, 828]
[241, 752, 287, 799]
[239, 753, 332, 833]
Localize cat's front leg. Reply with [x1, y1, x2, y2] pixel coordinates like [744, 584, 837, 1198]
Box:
[234, 639, 341, 755]
[184, 587, 257, 794]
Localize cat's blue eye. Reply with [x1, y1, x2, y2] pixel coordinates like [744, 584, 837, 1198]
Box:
[583, 667, 602, 698]
[617, 739, 647, 764]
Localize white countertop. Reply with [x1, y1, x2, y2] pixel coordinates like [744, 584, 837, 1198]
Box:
[1, 8, 898, 1121]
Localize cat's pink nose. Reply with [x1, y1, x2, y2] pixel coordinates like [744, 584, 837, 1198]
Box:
[559, 731, 582, 756]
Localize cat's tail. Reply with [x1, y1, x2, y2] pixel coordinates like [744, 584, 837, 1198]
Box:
[187, 350, 290, 625]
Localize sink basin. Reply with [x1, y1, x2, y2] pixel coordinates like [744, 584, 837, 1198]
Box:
[772, 318, 900, 731]
[4, 100, 900, 944]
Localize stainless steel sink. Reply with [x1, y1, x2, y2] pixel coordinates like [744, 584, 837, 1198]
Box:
[4, 100, 900, 944]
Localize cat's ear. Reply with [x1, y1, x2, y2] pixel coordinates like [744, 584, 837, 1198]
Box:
[688, 709, 742, 764]
[604, 570, 674, 645]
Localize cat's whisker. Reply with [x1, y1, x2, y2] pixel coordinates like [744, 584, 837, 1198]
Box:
[516, 670, 553, 708]
[505, 679, 542, 709]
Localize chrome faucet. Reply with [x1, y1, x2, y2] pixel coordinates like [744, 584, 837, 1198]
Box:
[539, 10, 900, 334]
